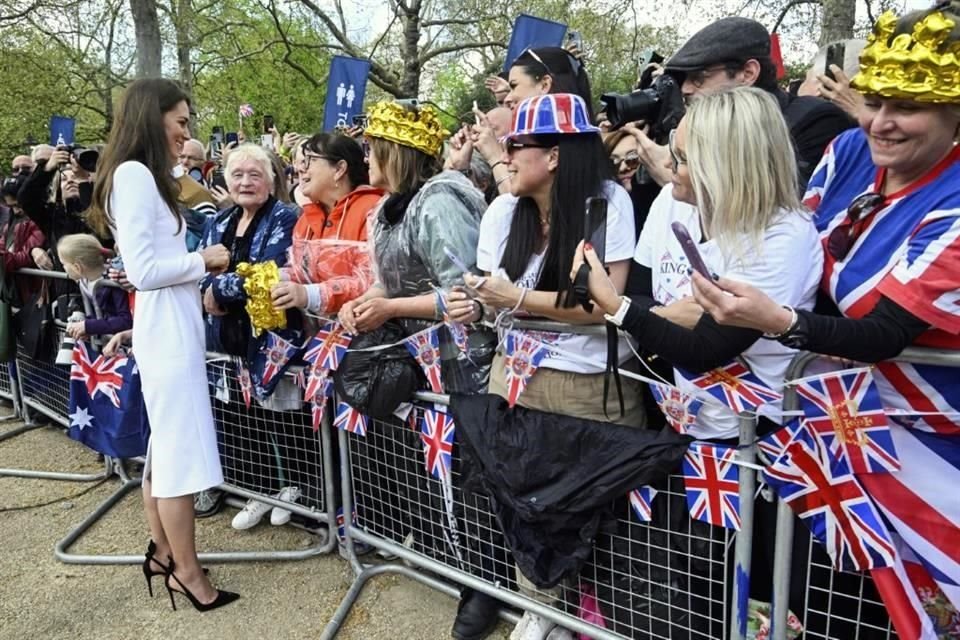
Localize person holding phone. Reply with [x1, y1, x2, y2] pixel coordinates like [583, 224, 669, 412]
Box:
[571, 86, 820, 441]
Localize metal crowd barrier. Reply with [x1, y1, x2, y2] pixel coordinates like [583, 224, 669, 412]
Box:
[768, 346, 960, 640]
[324, 320, 762, 640]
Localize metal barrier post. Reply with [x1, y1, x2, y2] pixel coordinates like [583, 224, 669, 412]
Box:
[731, 413, 758, 640]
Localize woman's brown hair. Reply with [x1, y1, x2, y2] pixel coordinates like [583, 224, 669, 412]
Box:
[87, 78, 190, 237]
[368, 137, 441, 194]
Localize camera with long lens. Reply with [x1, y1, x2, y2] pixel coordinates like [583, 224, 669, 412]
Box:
[61, 144, 99, 173]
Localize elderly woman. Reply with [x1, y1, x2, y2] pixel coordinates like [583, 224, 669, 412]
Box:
[691, 6, 960, 636]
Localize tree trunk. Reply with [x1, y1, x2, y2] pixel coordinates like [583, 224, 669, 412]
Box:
[819, 0, 856, 45]
[129, 0, 162, 77]
[399, 3, 421, 98]
[171, 0, 196, 130]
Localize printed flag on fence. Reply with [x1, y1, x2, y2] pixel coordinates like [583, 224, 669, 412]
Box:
[334, 401, 368, 436]
[420, 408, 455, 480]
[649, 382, 703, 434]
[682, 443, 741, 530]
[71, 339, 126, 408]
[434, 289, 469, 355]
[237, 360, 252, 408]
[795, 368, 899, 474]
[310, 375, 334, 432]
[502, 331, 550, 407]
[254, 331, 301, 394]
[404, 327, 444, 393]
[677, 361, 781, 414]
[629, 486, 658, 523]
[762, 424, 896, 571]
[757, 418, 803, 465]
[304, 320, 353, 373]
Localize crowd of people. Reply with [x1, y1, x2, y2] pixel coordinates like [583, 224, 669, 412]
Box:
[2, 3, 958, 638]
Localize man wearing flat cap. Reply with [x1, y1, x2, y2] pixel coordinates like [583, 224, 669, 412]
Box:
[635, 16, 854, 188]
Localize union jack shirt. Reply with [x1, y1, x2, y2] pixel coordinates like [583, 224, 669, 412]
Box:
[804, 129, 960, 435]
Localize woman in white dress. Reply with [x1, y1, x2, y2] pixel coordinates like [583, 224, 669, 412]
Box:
[87, 78, 238, 612]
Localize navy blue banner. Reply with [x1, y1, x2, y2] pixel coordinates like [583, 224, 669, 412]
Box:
[49, 115, 76, 146]
[323, 56, 372, 132]
[503, 14, 568, 71]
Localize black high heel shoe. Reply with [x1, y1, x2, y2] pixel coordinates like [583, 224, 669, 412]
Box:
[142, 540, 209, 597]
[164, 559, 239, 612]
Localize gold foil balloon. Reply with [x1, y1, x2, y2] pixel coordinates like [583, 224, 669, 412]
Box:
[237, 261, 286, 336]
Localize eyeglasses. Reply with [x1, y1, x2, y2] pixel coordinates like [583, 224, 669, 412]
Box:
[11, 165, 31, 174]
[668, 129, 686, 173]
[504, 139, 551, 155]
[178, 154, 204, 163]
[686, 64, 736, 88]
[826, 192, 886, 260]
[611, 151, 641, 171]
[301, 152, 336, 170]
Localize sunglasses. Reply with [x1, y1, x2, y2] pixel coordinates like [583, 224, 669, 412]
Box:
[520, 47, 583, 80]
[12, 165, 31, 174]
[504, 139, 552, 155]
[826, 192, 886, 260]
[611, 151, 641, 171]
[668, 129, 686, 173]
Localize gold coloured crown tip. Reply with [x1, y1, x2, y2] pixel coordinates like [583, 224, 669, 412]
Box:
[850, 9, 960, 103]
[364, 101, 449, 157]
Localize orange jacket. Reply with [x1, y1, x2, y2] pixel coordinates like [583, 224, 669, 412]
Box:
[292, 186, 384, 242]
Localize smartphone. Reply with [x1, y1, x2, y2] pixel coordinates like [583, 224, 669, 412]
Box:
[825, 42, 845, 82]
[211, 126, 224, 143]
[638, 48, 664, 88]
[208, 135, 221, 158]
[225, 131, 239, 145]
[262, 114, 274, 133]
[584, 197, 608, 265]
[260, 134, 274, 150]
[211, 169, 228, 192]
[671, 221, 711, 279]
[566, 30, 583, 51]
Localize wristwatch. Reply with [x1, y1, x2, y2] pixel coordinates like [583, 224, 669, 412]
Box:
[604, 296, 632, 327]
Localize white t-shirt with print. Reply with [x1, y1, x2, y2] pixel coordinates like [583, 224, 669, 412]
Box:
[634, 185, 823, 440]
[477, 181, 637, 375]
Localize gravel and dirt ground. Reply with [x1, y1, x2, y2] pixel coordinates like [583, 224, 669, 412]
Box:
[0, 412, 512, 640]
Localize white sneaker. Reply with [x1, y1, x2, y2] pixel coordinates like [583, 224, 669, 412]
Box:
[545, 627, 574, 640]
[270, 486, 302, 526]
[509, 612, 556, 640]
[231, 497, 272, 530]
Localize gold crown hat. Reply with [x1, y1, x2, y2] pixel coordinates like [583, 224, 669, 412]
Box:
[850, 9, 960, 102]
[364, 101, 449, 157]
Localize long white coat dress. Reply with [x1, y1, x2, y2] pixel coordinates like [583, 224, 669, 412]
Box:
[112, 161, 224, 498]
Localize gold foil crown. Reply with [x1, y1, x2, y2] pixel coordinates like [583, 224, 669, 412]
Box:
[364, 101, 448, 157]
[237, 261, 286, 337]
[851, 9, 960, 103]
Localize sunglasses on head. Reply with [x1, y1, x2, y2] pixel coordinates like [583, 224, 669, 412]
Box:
[520, 47, 582, 80]
[826, 192, 885, 261]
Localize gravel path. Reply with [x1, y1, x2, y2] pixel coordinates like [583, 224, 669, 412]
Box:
[0, 414, 512, 640]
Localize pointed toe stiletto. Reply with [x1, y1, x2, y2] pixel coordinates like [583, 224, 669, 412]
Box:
[142, 540, 208, 598]
[164, 559, 239, 612]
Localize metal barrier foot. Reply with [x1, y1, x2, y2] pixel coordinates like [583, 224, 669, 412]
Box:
[0, 450, 113, 482]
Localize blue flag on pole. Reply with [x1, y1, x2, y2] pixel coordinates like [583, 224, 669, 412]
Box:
[323, 56, 372, 132]
[504, 14, 568, 71]
[49, 115, 76, 146]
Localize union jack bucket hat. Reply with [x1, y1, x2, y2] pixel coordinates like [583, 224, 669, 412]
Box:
[504, 93, 600, 143]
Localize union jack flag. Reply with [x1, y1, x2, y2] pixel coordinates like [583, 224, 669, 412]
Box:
[259, 331, 299, 389]
[682, 443, 741, 530]
[310, 376, 333, 432]
[420, 408, 455, 479]
[334, 401, 367, 436]
[404, 327, 443, 393]
[303, 321, 353, 373]
[238, 103, 254, 118]
[434, 289, 469, 354]
[757, 418, 804, 465]
[629, 486, 658, 522]
[763, 425, 896, 571]
[303, 363, 330, 403]
[70, 341, 127, 409]
[677, 361, 781, 414]
[649, 383, 703, 434]
[237, 361, 252, 408]
[502, 331, 550, 408]
[795, 368, 899, 475]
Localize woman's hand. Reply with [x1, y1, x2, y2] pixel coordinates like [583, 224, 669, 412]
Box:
[66, 321, 87, 340]
[200, 244, 230, 275]
[484, 75, 510, 105]
[818, 66, 865, 120]
[464, 273, 520, 309]
[43, 148, 71, 173]
[102, 330, 132, 357]
[654, 296, 704, 330]
[352, 297, 395, 333]
[445, 126, 473, 172]
[568, 240, 621, 315]
[31, 247, 53, 270]
[203, 286, 227, 316]
[338, 299, 360, 333]
[470, 119, 502, 165]
[445, 287, 482, 323]
[210, 185, 233, 208]
[271, 281, 307, 310]
[690, 271, 793, 334]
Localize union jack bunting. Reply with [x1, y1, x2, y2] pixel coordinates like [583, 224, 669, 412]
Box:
[258, 331, 300, 389]
[757, 418, 803, 465]
[629, 486, 658, 523]
[502, 331, 550, 408]
[310, 376, 334, 432]
[763, 426, 896, 571]
[682, 443, 741, 530]
[70, 340, 127, 409]
[303, 363, 330, 403]
[649, 383, 703, 434]
[237, 362, 252, 409]
[334, 401, 367, 436]
[795, 368, 899, 475]
[420, 408, 455, 479]
[677, 361, 781, 414]
[434, 289, 469, 354]
[303, 321, 353, 373]
[404, 327, 443, 393]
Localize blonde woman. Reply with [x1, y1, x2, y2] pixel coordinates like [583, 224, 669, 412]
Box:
[572, 86, 822, 441]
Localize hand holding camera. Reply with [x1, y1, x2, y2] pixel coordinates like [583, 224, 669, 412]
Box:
[44, 148, 71, 173]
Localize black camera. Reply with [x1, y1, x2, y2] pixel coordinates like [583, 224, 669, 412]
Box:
[599, 73, 684, 138]
[62, 144, 99, 173]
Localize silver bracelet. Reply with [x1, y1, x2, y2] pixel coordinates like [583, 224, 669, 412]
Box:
[762, 305, 798, 339]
